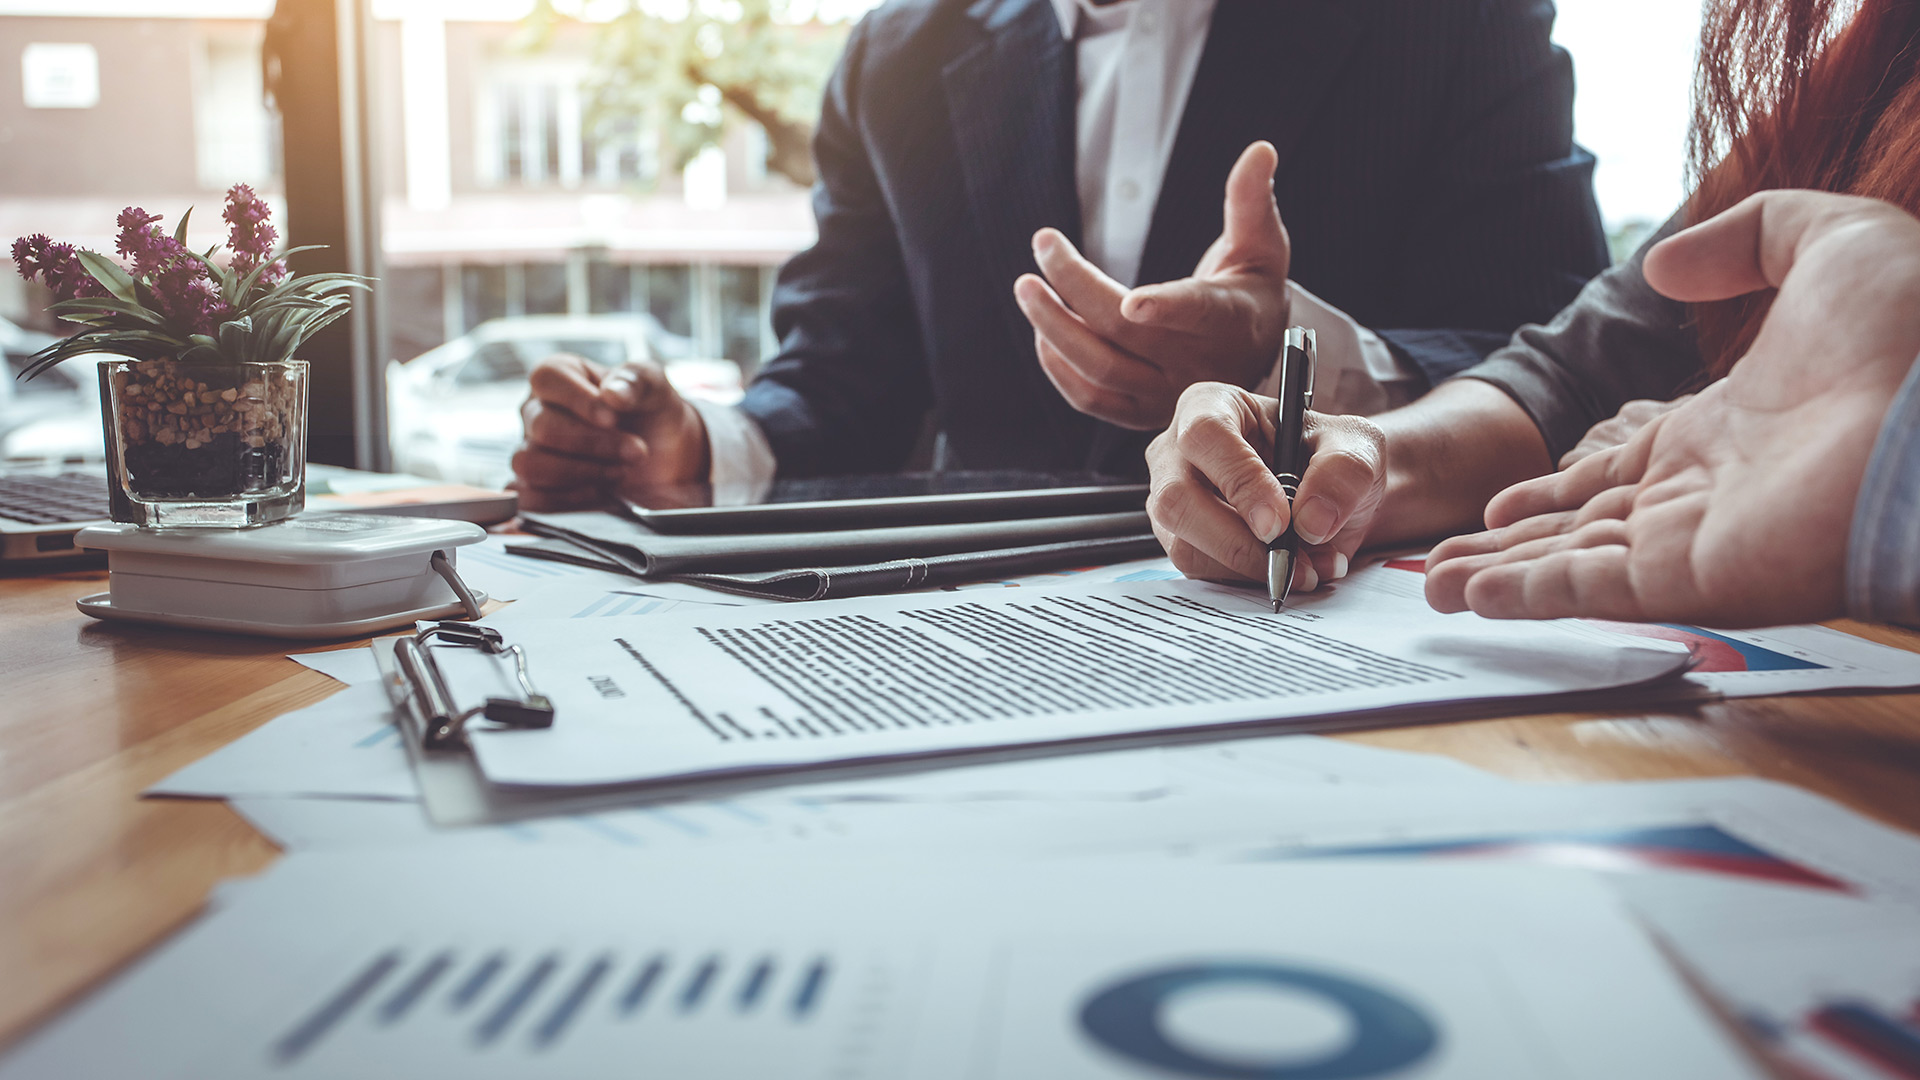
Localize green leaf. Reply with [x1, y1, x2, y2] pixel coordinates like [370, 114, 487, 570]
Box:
[16, 330, 175, 379]
[173, 206, 193, 246]
[217, 318, 252, 360]
[47, 296, 167, 326]
[290, 307, 351, 349]
[80, 329, 187, 347]
[77, 252, 139, 305]
[271, 244, 329, 271]
[230, 259, 276, 307]
[264, 315, 306, 364]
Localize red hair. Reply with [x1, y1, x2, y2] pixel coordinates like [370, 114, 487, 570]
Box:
[1687, 0, 1920, 373]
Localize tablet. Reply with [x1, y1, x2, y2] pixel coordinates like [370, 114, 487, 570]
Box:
[623, 471, 1148, 534]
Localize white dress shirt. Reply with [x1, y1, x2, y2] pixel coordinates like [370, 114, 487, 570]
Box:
[1057, 0, 1216, 289]
[694, 0, 1415, 501]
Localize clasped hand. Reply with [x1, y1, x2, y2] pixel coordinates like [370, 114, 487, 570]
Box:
[511, 354, 710, 512]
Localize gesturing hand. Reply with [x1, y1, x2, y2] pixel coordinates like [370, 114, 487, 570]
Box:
[1014, 141, 1293, 430]
[511, 354, 709, 512]
[1425, 191, 1920, 627]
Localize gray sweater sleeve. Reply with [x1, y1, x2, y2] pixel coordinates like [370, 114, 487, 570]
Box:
[1451, 212, 1704, 460]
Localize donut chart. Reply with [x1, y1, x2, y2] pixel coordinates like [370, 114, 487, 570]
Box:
[1078, 961, 1440, 1079]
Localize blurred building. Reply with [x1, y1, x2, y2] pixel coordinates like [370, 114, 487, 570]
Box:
[0, 0, 816, 371]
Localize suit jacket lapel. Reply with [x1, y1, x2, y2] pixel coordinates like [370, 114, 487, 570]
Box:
[1137, 0, 1365, 285]
[943, 0, 1092, 459]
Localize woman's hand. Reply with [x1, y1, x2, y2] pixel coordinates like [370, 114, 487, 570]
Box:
[1145, 382, 1387, 591]
[1425, 190, 1920, 626]
[1560, 396, 1693, 469]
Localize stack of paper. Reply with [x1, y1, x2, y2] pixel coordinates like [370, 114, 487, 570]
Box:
[58, 548, 1920, 1080]
[0, 856, 1758, 1079]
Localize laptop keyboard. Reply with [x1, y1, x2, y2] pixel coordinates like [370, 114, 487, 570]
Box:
[0, 471, 110, 524]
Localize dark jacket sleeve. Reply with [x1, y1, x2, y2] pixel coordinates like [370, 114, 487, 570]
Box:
[1372, 0, 1612, 386]
[1453, 212, 1705, 460]
[737, 16, 932, 478]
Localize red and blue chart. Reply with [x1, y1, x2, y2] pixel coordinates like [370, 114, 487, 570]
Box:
[1750, 998, 1920, 1080]
[1586, 621, 1826, 673]
[1262, 823, 1851, 891]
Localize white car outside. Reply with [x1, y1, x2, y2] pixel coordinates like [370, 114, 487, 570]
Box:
[3, 315, 109, 463]
[386, 314, 741, 487]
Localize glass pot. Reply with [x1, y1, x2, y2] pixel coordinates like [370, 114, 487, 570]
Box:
[98, 358, 308, 528]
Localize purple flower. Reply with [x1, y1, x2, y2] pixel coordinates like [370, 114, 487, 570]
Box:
[115, 206, 187, 280]
[110, 205, 229, 334]
[223, 184, 284, 285]
[11, 234, 48, 282]
[10, 233, 104, 301]
[152, 265, 227, 335]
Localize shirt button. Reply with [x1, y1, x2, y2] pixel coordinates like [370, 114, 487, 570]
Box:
[1118, 179, 1141, 201]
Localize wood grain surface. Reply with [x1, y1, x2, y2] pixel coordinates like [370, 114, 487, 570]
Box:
[2, 562, 1918, 1052]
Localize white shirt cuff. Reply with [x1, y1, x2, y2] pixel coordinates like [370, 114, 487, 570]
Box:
[687, 398, 777, 506]
[1255, 281, 1422, 414]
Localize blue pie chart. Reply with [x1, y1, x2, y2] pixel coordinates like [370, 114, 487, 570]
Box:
[1078, 961, 1440, 1079]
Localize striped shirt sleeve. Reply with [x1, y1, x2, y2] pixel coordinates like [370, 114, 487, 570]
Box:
[1847, 355, 1920, 628]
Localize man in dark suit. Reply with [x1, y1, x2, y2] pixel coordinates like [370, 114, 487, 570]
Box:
[512, 0, 1608, 509]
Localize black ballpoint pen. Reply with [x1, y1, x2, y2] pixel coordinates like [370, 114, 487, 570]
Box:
[1268, 327, 1316, 612]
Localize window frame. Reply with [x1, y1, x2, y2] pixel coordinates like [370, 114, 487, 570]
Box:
[264, 0, 391, 470]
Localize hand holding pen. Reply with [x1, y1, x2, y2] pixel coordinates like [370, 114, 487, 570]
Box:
[1141, 341, 1389, 596]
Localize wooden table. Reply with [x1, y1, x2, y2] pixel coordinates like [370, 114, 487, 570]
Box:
[4, 559, 1920, 1052]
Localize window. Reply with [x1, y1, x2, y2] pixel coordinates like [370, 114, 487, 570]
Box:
[20, 42, 98, 109]
[194, 32, 277, 188]
[460, 266, 508, 330]
[374, 3, 845, 483]
[2, 7, 280, 464]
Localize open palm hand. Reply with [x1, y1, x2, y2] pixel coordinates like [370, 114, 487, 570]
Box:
[1425, 191, 1920, 627]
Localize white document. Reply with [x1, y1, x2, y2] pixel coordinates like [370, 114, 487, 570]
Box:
[942, 555, 1183, 591]
[486, 581, 768, 622]
[451, 534, 640, 603]
[0, 853, 1758, 1080]
[228, 792, 908, 853]
[1582, 620, 1920, 696]
[151, 684, 1167, 808]
[455, 567, 1690, 787]
[149, 683, 420, 801]
[1366, 555, 1920, 697]
[1619, 875, 1920, 1080]
[172, 658, 1506, 816]
[225, 734, 1497, 852]
[288, 646, 381, 686]
[229, 730, 1500, 851]
[1159, 733, 1503, 790]
[824, 776, 1920, 907]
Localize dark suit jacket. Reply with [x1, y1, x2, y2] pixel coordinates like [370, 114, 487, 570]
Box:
[741, 0, 1610, 479]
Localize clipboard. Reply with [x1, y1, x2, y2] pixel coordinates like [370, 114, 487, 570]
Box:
[371, 619, 1721, 829]
[371, 622, 1185, 827]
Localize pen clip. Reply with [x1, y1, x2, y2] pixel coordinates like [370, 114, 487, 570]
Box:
[1282, 326, 1317, 410]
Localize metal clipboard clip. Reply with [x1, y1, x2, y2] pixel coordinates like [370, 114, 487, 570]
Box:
[389, 621, 555, 750]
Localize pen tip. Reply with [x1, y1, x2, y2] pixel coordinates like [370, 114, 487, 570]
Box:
[1270, 599, 1282, 613]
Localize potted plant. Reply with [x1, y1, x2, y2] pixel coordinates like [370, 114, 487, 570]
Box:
[11, 185, 366, 527]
